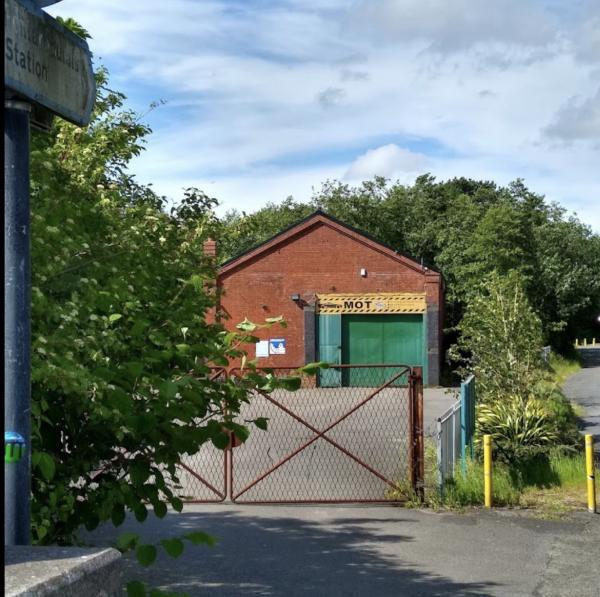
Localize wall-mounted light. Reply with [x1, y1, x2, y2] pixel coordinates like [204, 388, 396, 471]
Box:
[290, 293, 301, 302]
[360, 268, 367, 277]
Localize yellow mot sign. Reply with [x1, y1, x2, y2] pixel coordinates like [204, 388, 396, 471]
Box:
[317, 293, 426, 314]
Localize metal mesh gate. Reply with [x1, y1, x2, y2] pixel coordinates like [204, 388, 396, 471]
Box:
[174, 368, 228, 503]
[175, 365, 423, 504]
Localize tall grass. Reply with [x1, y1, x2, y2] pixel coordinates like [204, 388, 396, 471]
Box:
[430, 449, 588, 510]
[547, 353, 581, 385]
[390, 439, 589, 514]
[515, 449, 587, 488]
[441, 457, 521, 507]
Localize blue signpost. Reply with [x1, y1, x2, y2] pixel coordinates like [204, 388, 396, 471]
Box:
[5, 101, 33, 545]
[4, 0, 94, 545]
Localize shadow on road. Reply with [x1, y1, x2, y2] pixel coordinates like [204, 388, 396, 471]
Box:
[87, 509, 499, 597]
[577, 348, 600, 368]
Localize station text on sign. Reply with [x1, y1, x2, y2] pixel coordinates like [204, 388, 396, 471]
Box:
[4, 0, 95, 126]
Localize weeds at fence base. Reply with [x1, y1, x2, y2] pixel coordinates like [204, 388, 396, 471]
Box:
[385, 479, 415, 504]
[389, 442, 591, 517]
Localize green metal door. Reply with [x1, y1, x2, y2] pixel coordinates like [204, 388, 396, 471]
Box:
[342, 314, 425, 386]
[317, 314, 342, 387]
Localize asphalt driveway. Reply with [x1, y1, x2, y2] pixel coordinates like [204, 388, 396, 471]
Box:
[87, 504, 600, 596]
[562, 351, 600, 452]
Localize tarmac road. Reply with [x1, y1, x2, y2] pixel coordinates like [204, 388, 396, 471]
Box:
[86, 504, 600, 596]
[562, 350, 600, 453]
[90, 374, 600, 596]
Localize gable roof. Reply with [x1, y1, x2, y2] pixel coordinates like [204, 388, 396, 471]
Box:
[219, 209, 438, 277]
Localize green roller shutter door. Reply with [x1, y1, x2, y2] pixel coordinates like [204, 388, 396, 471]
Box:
[342, 314, 425, 386]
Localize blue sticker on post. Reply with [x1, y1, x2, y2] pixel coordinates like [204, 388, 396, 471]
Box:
[269, 338, 286, 355]
[5, 431, 26, 463]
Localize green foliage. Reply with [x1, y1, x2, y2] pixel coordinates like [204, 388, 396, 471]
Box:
[28, 66, 301, 546]
[182, 530, 217, 546]
[441, 457, 522, 507]
[476, 396, 560, 464]
[436, 449, 588, 512]
[512, 449, 587, 489]
[391, 437, 586, 511]
[547, 352, 582, 385]
[217, 197, 313, 260]
[136, 544, 158, 567]
[450, 271, 545, 402]
[160, 538, 185, 558]
[55, 16, 91, 40]
[218, 175, 600, 348]
[532, 384, 581, 448]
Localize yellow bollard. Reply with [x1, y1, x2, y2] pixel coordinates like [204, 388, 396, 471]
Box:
[484, 434, 492, 508]
[586, 435, 596, 514]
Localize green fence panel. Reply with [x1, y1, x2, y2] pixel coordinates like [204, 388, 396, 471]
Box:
[317, 314, 341, 387]
[460, 375, 476, 470]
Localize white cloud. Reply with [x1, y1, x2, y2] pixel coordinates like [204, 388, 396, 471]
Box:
[349, 0, 559, 53]
[345, 145, 429, 180]
[544, 87, 600, 143]
[47, 0, 600, 232]
[317, 87, 346, 109]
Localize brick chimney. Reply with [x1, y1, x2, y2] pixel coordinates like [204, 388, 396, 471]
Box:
[203, 238, 217, 258]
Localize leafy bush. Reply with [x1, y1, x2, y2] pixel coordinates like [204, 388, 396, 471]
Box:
[476, 396, 560, 464]
[449, 270, 545, 403]
[28, 67, 301, 546]
[533, 384, 581, 449]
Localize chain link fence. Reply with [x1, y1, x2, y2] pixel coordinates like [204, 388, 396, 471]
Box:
[172, 365, 424, 504]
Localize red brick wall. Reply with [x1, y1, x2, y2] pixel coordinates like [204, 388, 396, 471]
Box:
[217, 221, 442, 369]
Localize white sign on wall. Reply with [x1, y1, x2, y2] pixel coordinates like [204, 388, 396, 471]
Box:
[269, 339, 286, 355]
[256, 340, 269, 358]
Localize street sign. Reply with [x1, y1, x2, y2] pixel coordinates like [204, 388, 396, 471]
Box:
[4, 0, 95, 126]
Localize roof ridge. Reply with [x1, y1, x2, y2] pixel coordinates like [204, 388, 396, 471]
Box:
[218, 209, 439, 275]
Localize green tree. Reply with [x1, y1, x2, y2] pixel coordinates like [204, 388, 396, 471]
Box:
[217, 196, 312, 260]
[29, 66, 293, 546]
[219, 176, 600, 350]
[449, 271, 545, 403]
[532, 216, 600, 348]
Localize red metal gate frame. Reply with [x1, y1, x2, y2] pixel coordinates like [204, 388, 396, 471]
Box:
[409, 366, 425, 501]
[177, 367, 228, 503]
[227, 364, 424, 504]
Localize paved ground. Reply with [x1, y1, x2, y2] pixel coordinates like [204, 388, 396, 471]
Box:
[85, 372, 600, 596]
[562, 349, 600, 453]
[424, 386, 459, 434]
[87, 505, 600, 596]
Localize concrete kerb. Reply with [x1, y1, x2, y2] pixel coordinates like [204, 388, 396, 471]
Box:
[4, 546, 122, 597]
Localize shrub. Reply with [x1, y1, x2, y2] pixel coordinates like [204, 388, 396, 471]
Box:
[533, 384, 581, 449]
[476, 395, 560, 464]
[450, 270, 545, 403]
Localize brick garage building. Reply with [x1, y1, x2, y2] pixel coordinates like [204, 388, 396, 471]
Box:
[216, 211, 443, 385]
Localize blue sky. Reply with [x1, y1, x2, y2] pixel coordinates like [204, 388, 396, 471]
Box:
[48, 0, 599, 230]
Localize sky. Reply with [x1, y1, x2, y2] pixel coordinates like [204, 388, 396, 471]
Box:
[48, 0, 600, 231]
